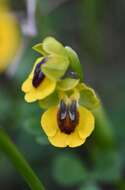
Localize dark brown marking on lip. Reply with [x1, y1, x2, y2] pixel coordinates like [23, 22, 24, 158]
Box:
[32, 57, 48, 88]
[57, 100, 79, 134]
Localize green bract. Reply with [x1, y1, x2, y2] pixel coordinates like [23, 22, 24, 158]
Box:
[77, 83, 100, 110]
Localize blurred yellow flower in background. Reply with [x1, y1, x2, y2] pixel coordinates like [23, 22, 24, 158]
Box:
[0, 5, 21, 72]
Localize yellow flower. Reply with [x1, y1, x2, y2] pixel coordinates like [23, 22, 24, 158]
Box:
[0, 6, 21, 72]
[41, 97, 94, 148]
[22, 57, 56, 103]
[21, 36, 99, 148]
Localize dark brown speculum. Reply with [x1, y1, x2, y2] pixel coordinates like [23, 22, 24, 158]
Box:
[57, 100, 79, 134]
[32, 57, 48, 88]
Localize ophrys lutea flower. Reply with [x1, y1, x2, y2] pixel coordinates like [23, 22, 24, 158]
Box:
[41, 84, 99, 148]
[22, 36, 100, 148]
[22, 37, 69, 102]
[22, 57, 56, 102]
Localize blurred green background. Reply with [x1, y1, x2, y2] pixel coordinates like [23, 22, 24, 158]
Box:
[0, 0, 125, 189]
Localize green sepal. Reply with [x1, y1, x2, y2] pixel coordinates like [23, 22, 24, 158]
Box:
[42, 55, 69, 81]
[42, 68, 65, 81]
[32, 43, 47, 55]
[57, 78, 79, 91]
[65, 46, 83, 81]
[39, 91, 59, 109]
[78, 83, 100, 110]
[42, 36, 67, 56]
[32, 37, 67, 56]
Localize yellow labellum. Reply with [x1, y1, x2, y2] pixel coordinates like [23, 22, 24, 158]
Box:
[41, 106, 94, 148]
[22, 77, 56, 103]
[21, 57, 56, 103]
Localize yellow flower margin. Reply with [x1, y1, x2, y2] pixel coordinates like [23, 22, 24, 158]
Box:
[21, 57, 56, 103]
[41, 105, 94, 148]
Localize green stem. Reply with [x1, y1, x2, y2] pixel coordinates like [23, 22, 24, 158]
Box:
[0, 128, 45, 190]
[92, 104, 115, 149]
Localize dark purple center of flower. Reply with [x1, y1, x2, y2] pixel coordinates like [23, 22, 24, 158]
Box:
[57, 100, 79, 134]
[32, 57, 48, 88]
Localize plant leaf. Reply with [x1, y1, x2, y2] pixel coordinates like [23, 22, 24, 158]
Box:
[52, 153, 87, 186]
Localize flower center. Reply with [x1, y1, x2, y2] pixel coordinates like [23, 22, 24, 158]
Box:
[32, 57, 48, 88]
[57, 100, 79, 134]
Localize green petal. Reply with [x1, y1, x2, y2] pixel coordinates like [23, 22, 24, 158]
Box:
[32, 43, 47, 55]
[57, 78, 79, 91]
[39, 91, 59, 109]
[78, 83, 100, 110]
[44, 55, 69, 70]
[42, 55, 69, 80]
[43, 37, 67, 56]
[65, 46, 83, 81]
[42, 67, 65, 81]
